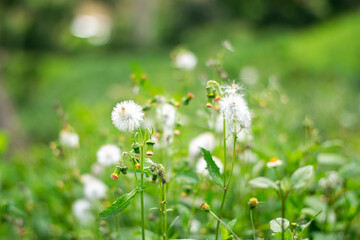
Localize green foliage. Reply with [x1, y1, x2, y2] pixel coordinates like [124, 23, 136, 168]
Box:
[200, 147, 224, 188]
[97, 188, 139, 220]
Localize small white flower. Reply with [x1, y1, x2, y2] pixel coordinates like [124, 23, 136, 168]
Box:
[188, 132, 215, 158]
[319, 171, 342, 190]
[190, 219, 201, 233]
[59, 130, 79, 148]
[266, 157, 283, 168]
[219, 93, 251, 136]
[196, 156, 224, 176]
[111, 100, 144, 132]
[175, 51, 197, 70]
[97, 144, 121, 166]
[72, 199, 94, 225]
[82, 175, 107, 200]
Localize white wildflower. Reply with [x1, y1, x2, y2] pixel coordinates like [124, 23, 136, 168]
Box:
[266, 157, 283, 168]
[59, 130, 79, 148]
[82, 175, 107, 200]
[111, 100, 144, 132]
[190, 219, 201, 233]
[188, 132, 215, 158]
[196, 156, 224, 176]
[319, 171, 343, 190]
[219, 93, 251, 136]
[72, 199, 94, 225]
[97, 144, 121, 166]
[175, 51, 197, 70]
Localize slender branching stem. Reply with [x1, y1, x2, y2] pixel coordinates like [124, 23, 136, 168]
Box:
[163, 182, 167, 240]
[209, 210, 241, 240]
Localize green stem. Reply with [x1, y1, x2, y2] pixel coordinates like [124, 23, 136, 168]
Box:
[160, 182, 164, 240]
[250, 209, 256, 240]
[281, 197, 286, 240]
[163, 183, 167, 240]
[210, 211, 241, 240]
[140, 144, 145, 240]
[215, 116, 227, 240]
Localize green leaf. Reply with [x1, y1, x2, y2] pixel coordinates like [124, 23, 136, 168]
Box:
[168, 215, 180, 231]
[220, 218, 237, 240]
[200, 148, 224, 188]
[248, 177, 277, 189]
[270, 218, 290, 233]
[300, 210, 322, 232]
[317, 153, 346, 168]
[97, 188, 139, 220]
[290, 165, 314, 190]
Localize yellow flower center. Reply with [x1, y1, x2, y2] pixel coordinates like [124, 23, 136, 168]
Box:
[270, 157, 278, 162]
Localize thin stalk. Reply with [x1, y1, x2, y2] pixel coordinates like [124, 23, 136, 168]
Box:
[209, 210, 240, 240]
[163, 183, 167, 240]
[215, 116, 227, 240]
[140, 144, 145, 240]
[281, 197, 286, 240]
[160, 181, 163, 240]
[250, 209, 256, 240]
[215, 132, 237, 240]
[187, 185, 199, 236]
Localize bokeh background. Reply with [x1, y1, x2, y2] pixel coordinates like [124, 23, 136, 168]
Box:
[1, 0, 360, 239]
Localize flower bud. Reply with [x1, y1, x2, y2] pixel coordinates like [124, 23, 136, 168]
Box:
[183, 92, 194, 105]
[161, 177, 167, 184]
[142, 105, 151, 112]
[200, 202, 210, 212]
[174, 129, 180, 136]
[214, 90, 221, 102]
[249, 197, 259, 209]
[131, 142, 141, 154]
[151, 174, 158, 183]
[206, 86, 214, 97]
[110, 173, 119, 180]
[135, 163, 141, 170]
[158, 169, 165, 177]
[150, 164, 157, 173]
[206, 96, 213, 108]
[146, 139, 155, 156]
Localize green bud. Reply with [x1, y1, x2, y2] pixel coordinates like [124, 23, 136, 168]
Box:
[131, 142, 141, 154]
[146, 139, 155, 156]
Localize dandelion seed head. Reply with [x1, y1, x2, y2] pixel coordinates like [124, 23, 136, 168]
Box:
[188, 132, 215, 158]
[175, 51, 197, 70]
[97, 144, 121, 166]
[111, 100, 144, 132]
[59, 130, 79, 148]
[72, 199, 93, 225]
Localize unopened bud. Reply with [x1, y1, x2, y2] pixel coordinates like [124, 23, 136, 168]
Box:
[158, 169, 165, 177]
[183, 93, 194, 105]
[135, 163, 141, 170]
[249, 197, 259, 209]
[161, 177, 167, 184]
[111, 173, 119, 180]
[146, 139, 155, 156]
[200, 202, 210, 212]
[206, 96, 213, 108]
[206, 86, 214, 97]
[174, 129, 180, 136]
[131, 142, 141, 154]
[151, 174, 158, 183]
[140, 74, 147, 80]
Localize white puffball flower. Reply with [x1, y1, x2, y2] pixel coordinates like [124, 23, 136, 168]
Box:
[157, 103, 177, 145]
[111, 100, 144, 132]
[91, 163, 104, 176]
[240, 66, 259, 85]
[59, 130, 79, 148]
[188, 132, 216, 158]
[266, 157, 283, 168]
[175, 51, 197, 70]
[72, 199, 94, 225]
[82, 175, 107, 200]
[219, 94, 251, 137]
[97, 144, 121, 166]
[196, 156, 224, 176]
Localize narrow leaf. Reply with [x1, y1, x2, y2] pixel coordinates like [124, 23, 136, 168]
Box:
[97, 188, 139, 220]
[200, 148, 224, 188]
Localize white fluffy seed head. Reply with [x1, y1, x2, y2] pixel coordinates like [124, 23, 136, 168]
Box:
[111, 100, 144, 132]
[72, 199, 93, 225]
[188, 132, 216, 158]
[59, 130, 79, 148]
[219, 94, 251, 136]
[96, 144, 121, 166]
[175, 51, 197, 70]
[82, 174, 107, 200]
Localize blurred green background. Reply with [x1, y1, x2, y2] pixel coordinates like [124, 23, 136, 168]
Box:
[1, 0, 360, 239]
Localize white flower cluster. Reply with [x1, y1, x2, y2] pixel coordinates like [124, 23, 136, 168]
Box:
[96, 144, 121, 166]
[219, 84, 251, 137]
[111, 100, 144, 132]
[59, 130, 79, 148]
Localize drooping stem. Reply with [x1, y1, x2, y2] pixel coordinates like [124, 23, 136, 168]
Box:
[250, 209, 256, 240]
[140, 144, 145, 240]
[210, 210, 241, 240]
